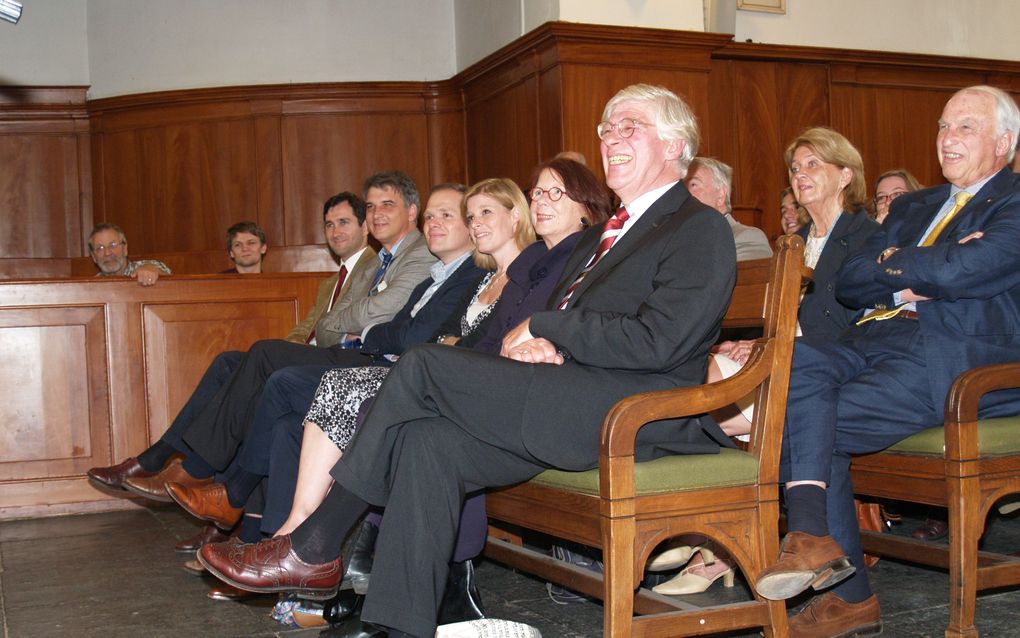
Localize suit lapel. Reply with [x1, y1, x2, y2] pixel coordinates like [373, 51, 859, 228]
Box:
[936, 168, 1014, 241]
[899, 186, 951, 245]
[558, 182, 687, 308]
[344, 247, 379, 297]
[810, 212, 855, 284]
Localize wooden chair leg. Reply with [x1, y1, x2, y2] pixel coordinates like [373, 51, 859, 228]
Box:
[756, 503, 789, 638]
[603, 515, 637, 638]
[946, 477, 980, 638]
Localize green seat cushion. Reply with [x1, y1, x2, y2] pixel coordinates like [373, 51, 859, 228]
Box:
[528, 448, 757, 497]
[887, 416, 1020, 456]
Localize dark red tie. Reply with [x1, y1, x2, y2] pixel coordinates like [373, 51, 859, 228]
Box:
[557, 207, 630, 309]
[307, 265, 347, 344]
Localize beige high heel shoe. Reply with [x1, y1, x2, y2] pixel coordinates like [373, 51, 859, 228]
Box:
[651, 546, 735, 595]
[647, 544, 701, 571]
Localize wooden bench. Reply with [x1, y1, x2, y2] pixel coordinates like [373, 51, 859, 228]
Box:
[851, 363, 1020, 638]
[485, 235, 806, 638]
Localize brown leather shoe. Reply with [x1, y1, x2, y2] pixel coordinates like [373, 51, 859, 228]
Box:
[87, 457, 156, 490]
[755, 532, 855, 601]
[176, 524, 232, 552]
[124, 457, 212, 502]
[789, 592, 882, 638]
[197, 535, 341, 600]
[911, 517, 948, 541]
[166, 482, 244, 530]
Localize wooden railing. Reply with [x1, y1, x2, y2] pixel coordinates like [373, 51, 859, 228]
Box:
[0, 272, 327, 519]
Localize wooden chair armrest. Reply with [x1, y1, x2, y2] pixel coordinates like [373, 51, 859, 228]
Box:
[943, 362, 1020, 460]
[599, 343, 774, 459]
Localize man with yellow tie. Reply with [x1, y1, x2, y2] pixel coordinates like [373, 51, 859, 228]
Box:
[755, 85, 1020, 638]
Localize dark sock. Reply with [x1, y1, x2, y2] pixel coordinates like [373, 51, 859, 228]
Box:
[181, 453, 216, 479]
[833, 571, 873, 604]
[224, 469, 262, 508]
[136, 440, 176, 472]
[238, 514, 266, 544]
[290, 485, 369, 564]
[785, 484, 828, 537]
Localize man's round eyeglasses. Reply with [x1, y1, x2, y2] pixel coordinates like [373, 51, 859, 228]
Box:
[530, 186, 568, 202]
[596, 118, 647, 140]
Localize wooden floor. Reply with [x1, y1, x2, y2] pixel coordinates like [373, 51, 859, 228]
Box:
[2, 505, 1020, 637]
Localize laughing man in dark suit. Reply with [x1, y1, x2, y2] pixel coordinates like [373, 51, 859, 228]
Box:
[199, 84, 737, 638]
[756, 85, 1020, 638]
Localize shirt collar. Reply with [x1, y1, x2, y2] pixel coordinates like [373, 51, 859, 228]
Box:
[431, 250, 471, 284]
[622, 181, 679, 220]
[383, 233, 411, 261]
[951, 172, 996, 198]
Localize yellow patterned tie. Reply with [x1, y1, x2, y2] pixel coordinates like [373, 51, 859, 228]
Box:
[857, 191, 973, 325]
[920, 191, 972, 246]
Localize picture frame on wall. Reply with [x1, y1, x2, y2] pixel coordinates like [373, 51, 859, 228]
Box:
[737, 0, 786, 14]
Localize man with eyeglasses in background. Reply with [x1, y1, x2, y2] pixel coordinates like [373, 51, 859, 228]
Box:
[88, 222, 171, 286]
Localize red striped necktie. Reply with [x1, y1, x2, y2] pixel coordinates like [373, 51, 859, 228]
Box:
[557, 207, 630, 309]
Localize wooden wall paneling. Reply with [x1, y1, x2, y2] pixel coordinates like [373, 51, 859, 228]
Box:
[142, 298, 299, 443]
[775, 63, 830, 147]
[536, 64, 566, 165]
[728, 62, 785, 239]
[460, 46, 545, 187]
[0, 305, 109, 481]
[424, 86, 468, 187]
[280, 105, 431, 242]
[161, 117, 260, 252]
[464, 76, 541, 186]
[92, 126, 168, 253]
[252, 101, 286, 248]
[0, 88, 90, 260]
[0, 259, 72, 279]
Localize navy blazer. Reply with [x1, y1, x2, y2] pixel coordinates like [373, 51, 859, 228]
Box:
[837, 167, 1020, 418]
[797, 210, 879, 339]
[360, 257, 486, 358]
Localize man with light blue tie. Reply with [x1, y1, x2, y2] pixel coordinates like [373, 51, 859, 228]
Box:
[756, 85, 1020, 637]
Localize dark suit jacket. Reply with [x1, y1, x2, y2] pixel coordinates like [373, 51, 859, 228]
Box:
[797, 210, 879, 339]
[837, 167, 1020, 419]
[520, 181, 736, 469]
[360, 257, 486, 359]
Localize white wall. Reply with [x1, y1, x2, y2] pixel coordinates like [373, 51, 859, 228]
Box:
[736, 0, 1020, 62]
[0, 0, 89, 86]
[3, 0, 1019, 99]
[557, 0, 705, 32]
[453, 0, 524, 72]
[86, 0, 457, 98]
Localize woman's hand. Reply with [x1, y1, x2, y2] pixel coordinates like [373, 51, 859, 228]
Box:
[715, 339, 755, 365]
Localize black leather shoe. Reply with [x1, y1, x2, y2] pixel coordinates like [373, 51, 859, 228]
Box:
[323, 588, 364, 625]
[438, 559, 485, 625]
[341, 520, 377, 594]
[912, 517, 949, 541]
[319, 617, 387, 637]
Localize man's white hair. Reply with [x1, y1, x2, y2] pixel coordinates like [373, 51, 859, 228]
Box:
[602, 84, 699, 176]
